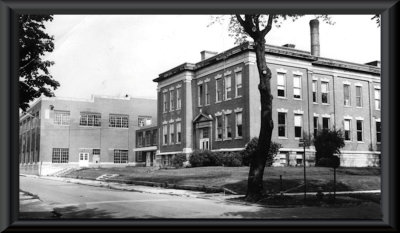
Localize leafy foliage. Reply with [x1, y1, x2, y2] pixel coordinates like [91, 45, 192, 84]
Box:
[19, 15, 59, 111]
[221, 152, 243, 167]
[189, 150, 223, 167]
[241, 137, 281, 166]
[371, 14, 380, 27]
[313, 128, 345, 167]
[172, 154, 187, 168]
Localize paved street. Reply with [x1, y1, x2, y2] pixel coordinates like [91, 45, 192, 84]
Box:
[20, 176, 382, 219]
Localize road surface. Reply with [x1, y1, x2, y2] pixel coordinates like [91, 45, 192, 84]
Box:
[20, 176, 381, 219]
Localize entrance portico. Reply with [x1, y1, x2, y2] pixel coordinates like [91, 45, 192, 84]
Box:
[193, 112, 213, 151]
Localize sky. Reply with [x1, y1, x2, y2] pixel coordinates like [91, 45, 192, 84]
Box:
[43, 15, 380, 100]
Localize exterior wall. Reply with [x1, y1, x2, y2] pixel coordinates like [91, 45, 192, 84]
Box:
[19, 96, 157, 175]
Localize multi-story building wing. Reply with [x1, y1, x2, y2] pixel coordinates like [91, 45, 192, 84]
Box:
[134, 125, 158, 167]
[19, 95, 157, 175]
[153, 20, 381, 167]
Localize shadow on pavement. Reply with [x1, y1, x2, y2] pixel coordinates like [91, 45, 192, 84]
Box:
[53, 206, 115, 219]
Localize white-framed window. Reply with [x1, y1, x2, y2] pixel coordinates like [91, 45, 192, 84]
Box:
[215, 115, 223, 140]
[376, 121, 381, 143]
[109, 114, 129, 128]
[322, 117, 330, 129]
[176, 87, 182, 110]
[294, 114, 303, 138]
[235, 112, 243, 138]
[235, 71, 242, 97]
[225, 76, 232, 100]
[356, 86, 362, 107]
[114, 149, 128, 163]
[80, 113, 101, 127]
[277, 73, 286, 97]
[321, 81, 329, 104]
[356, 120, 363, 142]
[93, 149, 100, 156]
[163, 124, 168, 145]
[169, 123, 175, 144]
[224, 114, 232, 139]
[344, 119, 351, 141]
[374, 89, 381, 110]
[54, 111, 70, 125]
[138, 116, 152, 127]
[198, 84, 203, 106]
[293, 75, 302, 99]
[170, 90, 175, 111]
[205, 82, 210, 105]
[137, 132, 143, 147]
[312, 80, 318, 103]
[52, 148, 69, 163]
[313, 116, 318, 136]
[176, 122, 181, 143]
[344, 84, 351, 106]
[216, 78, 223, 102]
[278, 112, 287, 138]
[163, 92, 168, 112]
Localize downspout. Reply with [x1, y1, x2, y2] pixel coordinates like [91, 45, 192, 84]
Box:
[368, 80, 373, 150]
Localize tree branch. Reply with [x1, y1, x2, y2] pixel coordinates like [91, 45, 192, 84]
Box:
[235, 14, 256, 38]
[261, 14, 274, 37]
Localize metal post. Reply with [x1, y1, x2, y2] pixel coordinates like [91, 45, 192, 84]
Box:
[333, 167, 336, 203]
[280, 175, 283, 194]
[303, 141, 307, 203]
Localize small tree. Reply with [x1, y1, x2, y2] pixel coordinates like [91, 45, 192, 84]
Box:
[242, 137, 281, 167]
[313, 128, 345, 167]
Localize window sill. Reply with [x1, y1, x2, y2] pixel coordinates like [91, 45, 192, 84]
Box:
[235, 96, 242, 99]
[357, 141, 365, 143]
[313, 102, 318, 104]
[176, 142, 181, 144]
[293, 98, 302, 101]
[321, 103, 330, 106]
[215, 101, 222, 104]
[277, 97, 287, 99]
[278, 137, 288, 140]
[224, 138, 232, 141]
[224, 98, 232, 101]
[345, 140, 352, 142]
[215, 139, 223, 142]
[235, 137, 243, 140]
[356, 106, 363, 109]
[344, 105, 352, 108]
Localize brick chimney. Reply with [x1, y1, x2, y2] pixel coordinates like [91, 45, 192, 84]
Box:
[309, 19, 320, 57]
[200, 50, 218, 61]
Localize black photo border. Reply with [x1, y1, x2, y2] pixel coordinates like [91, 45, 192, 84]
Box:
[0, 0, 398, 231]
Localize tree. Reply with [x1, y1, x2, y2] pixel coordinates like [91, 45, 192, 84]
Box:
[313, 128, 345, 167]
[19, 15, 59, 111]
[211, 15, 332, 201]
[241, 137, 281, 167]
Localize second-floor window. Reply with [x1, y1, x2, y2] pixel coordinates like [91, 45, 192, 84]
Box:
[205, 82, 210, 105]
[313, 117, 318, 136]
[376, 121, 381, 143]
[374, 89, 381, 110]
[215, 115, 223, 140]
[163, 92, 168, 112]
[277, 73, 286, 97]
[54, 111, 70, 125]
[170, 90, 175, 111]
[163, 124, 168, 145]
[312, 80, 318, 103]
[321, 82, 329, 104]
[224, 114, 232, 139]
[356, 86, 362, 107]
[138, 116, 152, 127]
[169, 124, 175, 144]
[216, 78, 223, 102]
[198, 84, 203, 106]
[137, 132, 143, 147]
[176, 87, 182, 110]
[235, 71, 242, 97]
[176, 122, 181, 143]
[356, 120, 363, 142]
[293, 75, 301, 99]
[322, 117, 330, 129]
[109, 114, 129, 128]
[344, 84, 351, 106]
[344, 119, 351, 141]
[80, 113, 101, 126]
[278, 112, 287, 137]
[294, 114, 302, 138]
[225, 76, 232, 100]
[236, 112, 242, 138]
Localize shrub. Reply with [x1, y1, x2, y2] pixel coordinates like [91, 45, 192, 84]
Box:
[221, 152, 243, 167]
[241, 137, 281, 166]
[314, 128, 345, 167]
[172, 154, 187, 168]
[189, 150, 223, 167]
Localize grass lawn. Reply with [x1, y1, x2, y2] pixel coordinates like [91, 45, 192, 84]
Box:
[64, 166, 380, 195]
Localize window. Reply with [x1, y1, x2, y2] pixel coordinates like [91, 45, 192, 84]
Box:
[344, 119, 351, 141]
[224, 114, 232, 139]
[225, 76, 232, 100]
[236, 112, 243, 138]
[170, 90, 175, 111]
[176, 88, 182, 110]
[163, 92, 168, 112]
[294, 114, 302, 138]
[312, 80, 318, 103]
[216, 115, 223, 140]
[137, 132, 143, 147]
[216, 78, 223, 102]
[54, 111, 70, 125]
[138, 116, 152, 127]
[163, 124, 168, 145]
[321, 82, 329, 104]
[109, 114, 129, 128]
[169, 124, 175, 144]
[277, 73, 286, 97]
[313, 117, 318, 136]
[145, 131, 151, 145]
[136, 151, 144, 162]
[93, 149, 100, 156]
[205, 82, 210, 105]
[235, 71, 242, 97]
[375, 89, 381, 110]
[197, 84, 203, 106]
[322, 117, 330, 129]
[356, 120, 363, 142]
[344, 84, 351, 106]
[52, 148, 69, 163]
[356, 86, 362, 107]
[80, 113, 101, 126]
[278, 112, 287, 137]
[114, 149, 128, 163]
[176, 122, 181, 143]
[293, 75, 302, 99]
[376, 121, 381, 143]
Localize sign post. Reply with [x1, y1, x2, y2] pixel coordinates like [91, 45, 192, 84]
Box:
[299, 138, 310, 204]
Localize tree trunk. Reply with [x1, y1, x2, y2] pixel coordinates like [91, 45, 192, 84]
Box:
[245, 37, 274, 201]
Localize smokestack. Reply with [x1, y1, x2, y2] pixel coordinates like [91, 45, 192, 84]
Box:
[309, 19, 320, 57]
